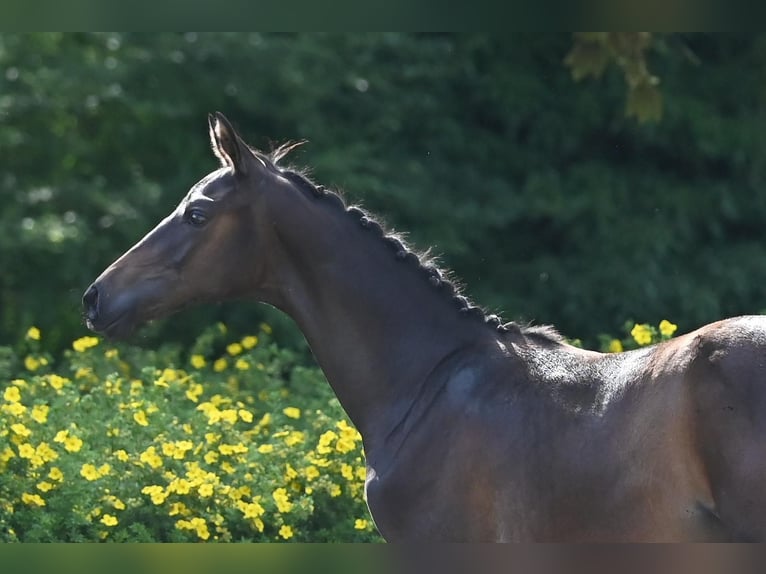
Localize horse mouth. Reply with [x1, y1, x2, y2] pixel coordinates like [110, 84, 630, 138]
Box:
[86, 311, 136, 340]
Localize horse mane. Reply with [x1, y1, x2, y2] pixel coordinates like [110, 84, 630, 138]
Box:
[267, 146, 563, 344]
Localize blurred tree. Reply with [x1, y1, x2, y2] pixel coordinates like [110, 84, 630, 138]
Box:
[565, 32, 663, 122]
[1, 33, 765, 352]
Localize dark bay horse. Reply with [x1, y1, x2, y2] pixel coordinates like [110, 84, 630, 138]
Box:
[83, 113, 766, 541]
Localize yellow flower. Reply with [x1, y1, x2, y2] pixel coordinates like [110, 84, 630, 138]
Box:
[114, 449, 130, 462]
[142, 485, 168, 505]
[81, 464, 101, 481]
[218, 443, 248, 455]
[238, 500, 265, 519]
[336, 420, 361, 439]
[4, 386, 21, 403]
[1, 447, 16, 463]
[161, 368, 178, 382]
[139, 446, 163, 469]
[105, 348, 119, 359]
[72, 336, 99, 352]
[162, 440, 194, 460]
[36, 442, 58, 463]
[24, 356, 40, 372]
[329, 484, 342, 497]
[340, 463, 354, 481]
[74, 367, 92, 380]
[26, 326, 41, 340]
[256, 413, 271, 428]
[354, 519, 368, 530]
[168, 478, 192, 495]
[48, 374, 69, 390]
[198, 483, 214, 497]
[283, 407, 301, 419]
[356, 466, 367, 481]
[107, 496, 126, 510]
[659, 319, 678, 338]
[185, 383, 204, 403]
[220, 409, 238, 425]
[133, 410, 149, 426]
[241, 335, 259, 349]
[317, 430, 338, 454]
[630, 323, 653, 346]
[238, 409, 253, 423]
[17, 443, 35, 459]
[204, 451, 219, 464]
[335, 436, 357, 454]
[272, 488, 293, 513]
[2, 402, 26, 416]
[226, 343, 243, 356]
[304, 466, 320, 481]
[154, 377, 169, 388]
[235, 358, 250, 371]
[176, 517, 210, 540]
[213, 358, 228, 372]
[607, 339, 624, 353]
[257, 444, 274, 454]
[278, 525, 294, 540]
[31, 404, 49, 424]
[11, 423, 30, 438]
[37, 481, 54, 492]
[284, 463, 299, 481]
[64, 435, 83, 453]
[21, 492, 45, 507]
[190, 354, 206, 369]
[49, 467, 63, 481]
[101, 514, 118, 527]
[168, 502, 188, 516]
[284, 431, 305, 447]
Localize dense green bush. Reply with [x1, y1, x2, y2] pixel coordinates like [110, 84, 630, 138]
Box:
[0, 323, 381, 542]
[2, 33, 766, 354]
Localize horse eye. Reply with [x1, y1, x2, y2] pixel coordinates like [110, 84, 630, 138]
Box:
[185, 208, 208, 227]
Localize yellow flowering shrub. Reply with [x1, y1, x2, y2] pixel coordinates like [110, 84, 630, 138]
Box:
[0, 324, 378, 542]
[598, 319, 680, 353]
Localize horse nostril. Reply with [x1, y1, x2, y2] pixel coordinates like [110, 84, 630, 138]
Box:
[83, 284, 99, 320]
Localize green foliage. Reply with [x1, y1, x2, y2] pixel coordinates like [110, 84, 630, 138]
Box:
[565, 32, 662, 122]
[0, 324, 381, 542]
[1, 33, 766, 351]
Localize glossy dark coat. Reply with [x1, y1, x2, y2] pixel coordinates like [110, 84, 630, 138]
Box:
[83, 113, 766, 541]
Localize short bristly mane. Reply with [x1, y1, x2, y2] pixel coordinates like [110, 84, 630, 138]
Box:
[267, 146, 562, 344]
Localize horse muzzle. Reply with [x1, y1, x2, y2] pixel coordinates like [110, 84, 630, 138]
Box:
[82, 280, 136, 338]
[82, 283, 100, 329]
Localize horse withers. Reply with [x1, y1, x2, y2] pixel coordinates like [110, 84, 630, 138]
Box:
[84, 113, 766, 541]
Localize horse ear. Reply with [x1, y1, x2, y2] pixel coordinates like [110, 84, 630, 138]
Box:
[208, 112, 248, 176]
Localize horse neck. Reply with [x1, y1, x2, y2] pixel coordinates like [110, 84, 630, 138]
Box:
[259, 188, 491, 443]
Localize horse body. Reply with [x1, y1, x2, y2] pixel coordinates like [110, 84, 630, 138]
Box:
[369, 317, 766, 541]
[83, 113, 766, 541]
